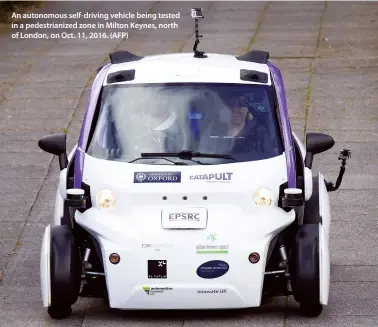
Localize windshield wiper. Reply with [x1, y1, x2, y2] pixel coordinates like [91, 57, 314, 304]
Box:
[141, 150, 239, 162]
[128, 157, 188, 165]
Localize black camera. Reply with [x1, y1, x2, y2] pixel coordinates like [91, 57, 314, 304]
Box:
[339, 149, 351, 160]
[191, 8, 204, 19]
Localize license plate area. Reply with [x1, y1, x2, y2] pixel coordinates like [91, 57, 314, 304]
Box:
[161, 207, 208, 229]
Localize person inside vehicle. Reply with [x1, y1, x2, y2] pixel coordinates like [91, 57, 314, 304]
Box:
[204, 93, 271, 155]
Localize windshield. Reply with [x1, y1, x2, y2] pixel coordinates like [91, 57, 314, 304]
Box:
[87, 83, 284, 165]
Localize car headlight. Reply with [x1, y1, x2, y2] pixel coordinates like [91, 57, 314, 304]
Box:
[253, 188, 275, 207]
[96, 189, 116, 208]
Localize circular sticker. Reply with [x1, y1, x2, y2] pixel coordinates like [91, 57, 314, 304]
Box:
[255, 104, 267, 112]
[196, 260, 229, 279]
[254, 103, 268, 112]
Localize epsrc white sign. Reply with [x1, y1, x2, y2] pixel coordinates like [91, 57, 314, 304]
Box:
[162, 208, 207, 229]
[168, 213, 201, 221]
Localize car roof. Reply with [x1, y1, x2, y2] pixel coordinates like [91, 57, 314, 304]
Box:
[103, 51, 272, 86]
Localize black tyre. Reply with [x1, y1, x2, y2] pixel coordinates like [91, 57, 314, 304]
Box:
[48, 225, 82, 319]
[47, 306, 72, 319]
[303, 176, 321, 225]
[299, 302, 323, 317]
[290, 176, 323, 316]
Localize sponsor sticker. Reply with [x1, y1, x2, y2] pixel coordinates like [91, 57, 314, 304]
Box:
[168, 213, 201, 221]
[196, 260, 229, 279]
[197, 289, 227, 294]
[189, 172, 233, 183]
[148, 260, 167, 279]
[142, 243, 173, 250]
[161, 208, 207, 229]
[142, 286, 173, 295]
[134, 171, 181, 183]
[196, 233, 229, 254]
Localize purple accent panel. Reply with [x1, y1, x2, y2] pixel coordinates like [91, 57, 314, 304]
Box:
[78, 63, 111, 148]
[74, 147, 85, 188]
[267, 62, 296, 188]
[74, 63, 111, 188]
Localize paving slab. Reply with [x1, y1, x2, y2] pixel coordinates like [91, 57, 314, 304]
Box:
[286, 315, 378, 327]
[285, 281, 378, 317]
[331, 204, 377, 222]
[181, 300, 285, 327]
[5, 84, 84, 100]
[0, 164, 49, 179]
[0, 222, 24, 238]
[0, 98, 79, 111]
[330, 220, 378, 265]
[331, 265, 378, 282]
[0, 286, 87, 327]
[0, 239, 18, 277]
[4, 222, 45, 287]
[307, 118, 378, 131]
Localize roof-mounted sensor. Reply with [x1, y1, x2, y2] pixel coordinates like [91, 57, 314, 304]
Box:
[109, 51, 143, 64]
[236, 50, 270, 64]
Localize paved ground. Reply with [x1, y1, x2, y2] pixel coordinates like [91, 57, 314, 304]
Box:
[0, 1, 377, 326]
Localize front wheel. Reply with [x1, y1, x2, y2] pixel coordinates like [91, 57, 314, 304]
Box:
[290, 224, 322, 317]
[48, 225, 82, 319]
[299, 303, 323, 317]
[48, 306, 72, 319]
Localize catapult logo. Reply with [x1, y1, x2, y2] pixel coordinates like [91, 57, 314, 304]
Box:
[134, 171, 181, 183]
[189, 172, 233, 183]
[142, 286, 173, 295]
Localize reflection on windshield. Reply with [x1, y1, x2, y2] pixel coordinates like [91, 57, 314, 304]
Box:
[87, 83, 283, 164]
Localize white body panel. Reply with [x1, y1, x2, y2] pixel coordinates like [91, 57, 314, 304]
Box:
[304, 167, 313, 201]
[318, 172, 331, 305]
[292, 132, 305, 160]
[74, 153, 296, 309]
[291, 132, 313, 200]
[40, 225, 51, 307]
[104, 53, 272, 86]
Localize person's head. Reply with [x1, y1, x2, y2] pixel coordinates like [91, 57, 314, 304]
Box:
[228, 96, 249, 126]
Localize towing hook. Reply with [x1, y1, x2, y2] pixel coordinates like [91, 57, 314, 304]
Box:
[326, 149, 351, 192]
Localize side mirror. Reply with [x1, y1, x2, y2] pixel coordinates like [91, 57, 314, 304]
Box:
[304, 132, 335, 169]
[38, 134, 68, 170]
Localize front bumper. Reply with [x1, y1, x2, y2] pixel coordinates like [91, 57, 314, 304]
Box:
[75, 206, 295, 309]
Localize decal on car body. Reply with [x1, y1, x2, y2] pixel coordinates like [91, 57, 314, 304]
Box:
[196, 260, 229, 279]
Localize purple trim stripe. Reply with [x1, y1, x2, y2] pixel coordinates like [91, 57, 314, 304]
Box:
[267, 62, 296, 188]
[74, 63, 111, 188]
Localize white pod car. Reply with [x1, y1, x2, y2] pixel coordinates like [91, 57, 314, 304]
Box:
[38, 45, 351, 319]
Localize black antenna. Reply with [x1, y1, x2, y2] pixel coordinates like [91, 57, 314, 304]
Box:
[191, 8, 207, 58]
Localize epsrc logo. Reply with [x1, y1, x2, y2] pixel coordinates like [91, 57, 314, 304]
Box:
[168, 213, 200, 220]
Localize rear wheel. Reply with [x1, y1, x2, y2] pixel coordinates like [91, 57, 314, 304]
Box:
[48, 225, 82, 319]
